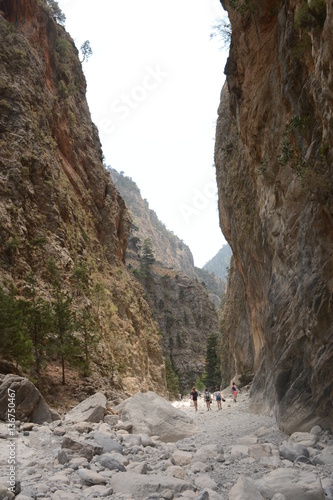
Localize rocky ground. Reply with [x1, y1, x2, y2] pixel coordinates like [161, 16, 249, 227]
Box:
[0, 385, 332, 500]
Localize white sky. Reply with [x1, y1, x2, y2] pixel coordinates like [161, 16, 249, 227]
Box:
[57, 0, 228, 267]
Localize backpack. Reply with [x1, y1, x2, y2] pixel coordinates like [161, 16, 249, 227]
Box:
[205, 392, 210, 401]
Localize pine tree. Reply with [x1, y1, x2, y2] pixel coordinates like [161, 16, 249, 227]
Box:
[140, 238, 155, 285]
[23, 275, 52, 374]
[50, 288, 80, 384]
[71, 260, 89, 297]
[203, 333, 222, 389]
[80, 40, 93, 63]
[0, 287, 33, 369]
[165, 358, 180, 399]
[45, 0, 66, 25]
[76, 306, 99, 373]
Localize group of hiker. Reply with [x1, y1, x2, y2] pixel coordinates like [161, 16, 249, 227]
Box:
[190, 382, 238, 411]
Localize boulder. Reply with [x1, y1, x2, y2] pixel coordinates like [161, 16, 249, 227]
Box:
[279, 441, 309, 462]
[63, 393, 107, 423]
[61, 436, 103, 462]
[0, 375, 53, 424]
[289, 432, 317, 447]
[87, 431, 123, 453]
[77, 469, 108, 485]
[312, 446, 333, 466]
[114, 391, 200, 442]
[228, 476, 264, 500]
[110, 471, 195, 498]
[255, 468, 325, 499]
[96, 453, 126, 471]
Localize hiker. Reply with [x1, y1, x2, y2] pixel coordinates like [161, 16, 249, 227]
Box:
[232, 381, 238, 402]
[190, 387, 198, 411]
[214, 386, 222, 410]
[204, 388, 211, 411]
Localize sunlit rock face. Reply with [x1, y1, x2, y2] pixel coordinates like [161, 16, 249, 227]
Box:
[215, 0, 333, 433]
[0, 0, 167, 402]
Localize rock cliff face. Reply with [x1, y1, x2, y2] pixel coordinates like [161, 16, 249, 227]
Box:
[0, 0, 166, 405]
[216, 0, 333, 432]
[109, 169, 220, 391]
[108, 168, 197, 277]
[144, 266, 219, 391]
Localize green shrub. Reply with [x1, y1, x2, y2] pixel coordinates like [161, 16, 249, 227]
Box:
[295, 0, 326, 30]
[56, 39, 71, 60]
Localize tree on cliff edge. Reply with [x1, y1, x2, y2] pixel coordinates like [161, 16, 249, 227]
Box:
[45, 0, 66, 25]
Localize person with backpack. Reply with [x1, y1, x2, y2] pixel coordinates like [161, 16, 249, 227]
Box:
[214, 386, 223, 410]
[204, 388, 211, 411]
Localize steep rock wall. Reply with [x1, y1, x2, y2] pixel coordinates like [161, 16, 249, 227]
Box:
[146, 266, 219, 392]
[108, 168, 196, 277]
[109, 169, 220, 391]
[216, 0, 333, 432]
[0, 0, 167, 404]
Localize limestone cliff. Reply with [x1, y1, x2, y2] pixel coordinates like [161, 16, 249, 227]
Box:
[203, 244, 232, 282]
[108, 168, 196, 277]
[216, 0, 333, 432]
[0, 0, 167, 406]
[109, 168, 221, 391]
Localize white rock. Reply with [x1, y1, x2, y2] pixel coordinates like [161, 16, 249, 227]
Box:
[194, 474, 217, 490]
[313, 446, 333, 465]
[178, 491, 197, 498]
[78, 468, 108, 485]
[110, 471, 195, 497]
[49, 472, 70, 484]
[198, 489, 223, 500]
[190, 461, 213, 473]
[228, 476, 264, 500]
[230, 444, 249, 457]
[51, 491, 79, 500]
[116, 421, 133, 431]
[322, 477, 333, 500]
[310, 425, 322, 436]
[0, 483, 15, 500]
[73, 422, 94, 434]
[114, 391, 200, 442]
[64, 393, 107, 424]
[126, 461, 147, 474]
[289, 432, 317, 447]
[248, 443, 272, 460]
[255, 468, 325, 499]
[165, 465, 188, 480]
[121, 433, 142, 447]
[172, 449, 193, 466]
[82, 484, 114, 498]
[238, 435, 258, 446]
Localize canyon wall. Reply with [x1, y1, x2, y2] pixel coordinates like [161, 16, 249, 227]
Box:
[216, 0, 333, 432]
[0, 0, 167, 407]
[110, 169, 221, 391]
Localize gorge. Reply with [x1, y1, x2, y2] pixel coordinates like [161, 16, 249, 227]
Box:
[0, 0, 332, 438]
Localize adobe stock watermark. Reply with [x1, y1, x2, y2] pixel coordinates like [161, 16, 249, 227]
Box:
[178, 171, 218, 224]
[7, 388, 16, 496]
[98, 64, 169, 136]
